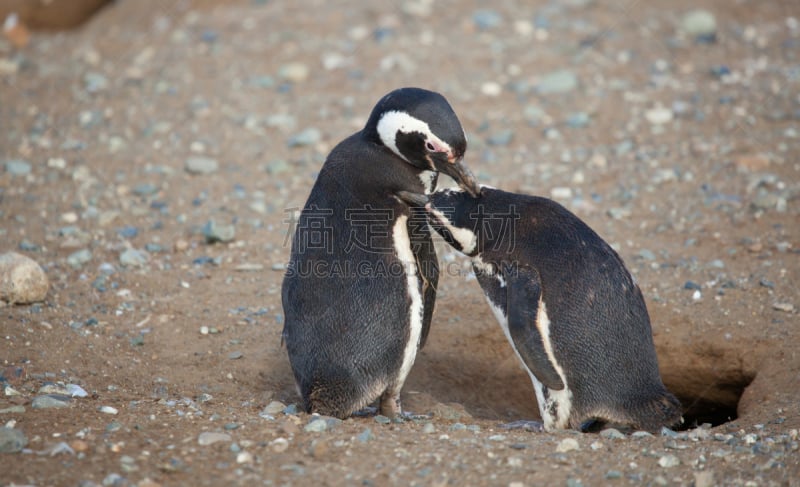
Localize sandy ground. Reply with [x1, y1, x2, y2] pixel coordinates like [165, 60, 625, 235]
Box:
[1, 0, 799, 485]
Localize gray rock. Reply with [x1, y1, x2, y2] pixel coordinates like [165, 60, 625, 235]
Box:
[0, 252, 49, 304]
[197, 431, 232, 446]
[288, 128, 322, 148]
[262, 401, 286, 416]
[556, 437, 580, 452]
[0, 427, 27, 453]
[185, 156, 219, 175]
[681, 10, 717, 38]
[32, 394, 72, 409]
[84, 72, 109, 93]
[357, 428, 373, 443]
[422, 423, 436, 434]
[599, 428, 626, 439]
[4, 159, 31, 176]
[565, 112, 590, 128]
[472, 9, 503, 30]
[658, 454, 680, 468]
[203, 220, 236, 244]
[0, 405, 25, 414]
[523, 105, 547, 125]
[119, 248, 149, 268]
[536, 70, 578, 94]
[228, 351, 243, 360]
[304, 418, 328, 432]
[67, 249, 93, 269]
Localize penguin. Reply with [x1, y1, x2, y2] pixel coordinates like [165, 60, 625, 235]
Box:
[281, 88, 480, 419]
[397, 187, 682, 432]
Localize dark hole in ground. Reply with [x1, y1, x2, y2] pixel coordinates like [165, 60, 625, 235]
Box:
[669, 372, 756, 431]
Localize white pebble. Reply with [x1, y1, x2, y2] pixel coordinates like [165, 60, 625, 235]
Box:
[271, 437, 289, 453]
[200, 326, 209, 335]
[550, 187, 573, 199]
[556, 437, 580, 452]
[645, 106, 674, 125]
[236, 451, 254, 464]
[99, 406, 118, 415]
[658, 454, 680, 468]
[692, 290, 702, 301]
[481, 81, 502, 97]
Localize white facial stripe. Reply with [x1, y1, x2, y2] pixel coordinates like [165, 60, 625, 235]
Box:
[418, 170, 436, 194]
[376, 110, 452, 163]
[392, 215, 424, 393]
[430, 207, 476, 254]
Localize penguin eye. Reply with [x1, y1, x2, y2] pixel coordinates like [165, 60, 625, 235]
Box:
[425, 141, 437, 152]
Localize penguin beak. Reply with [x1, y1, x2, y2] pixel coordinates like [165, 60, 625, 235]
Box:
[395, 190, 429, 207]
[432, 155, 481, 198]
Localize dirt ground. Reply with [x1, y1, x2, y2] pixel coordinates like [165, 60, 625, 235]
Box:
[1, 0, 798, 485]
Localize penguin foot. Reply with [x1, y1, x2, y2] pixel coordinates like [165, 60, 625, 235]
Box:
[379, 392, 402, 418]
[499, 420, 546, 432]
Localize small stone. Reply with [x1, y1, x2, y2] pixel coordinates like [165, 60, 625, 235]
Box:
[262, 401, 286, 416]
[658, 454, 680, 468]
[684, 281, 701, 290]
[472, 9, 503, 30]
[305, 418, 328, 432]
[278, 62, 310, 83]
[198, 432, 232, 446]
[565, 112, 590, 128]
[0, 405, 25, 414]
[288, 128, 322, 148]
[271, 437, 289, 452]
[99, 406, 119, 415]
[0, 252, 49, 305]
[772, 302, 794, 313]
[32, 394, 72, 409]
[599, 428, 626, 440]
[374, 415, 391, 424]
[84, 72, 109, 93]
[556, 438, 580, 452]
[236, 451, 254, 464]
[67, 249, 93, 269]
[308, 438, 330, 458]
[0, 427, 27, 453]
[604, 470, 623, 479]
[694, 470, 715, 487]
[184, 157, 219, 175]
[631, 431, 654, 439]
[4, 159, 31, 176]
[422, 423, 436, 434]
[203, 220, 236, 244]
[228, 351, 243, 360]
[645, 106, 674, 125]
[681, 10, 717, 40]
[354, 427, 373, 443]
[480, 81, 502, 97]
[120, 248, 149, 268]
[487, 129, 513, 146]
[550, 187, 572, 199]
[536, 70, 578, 95]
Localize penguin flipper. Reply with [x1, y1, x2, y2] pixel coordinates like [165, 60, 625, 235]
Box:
[506, 266, 565, 391]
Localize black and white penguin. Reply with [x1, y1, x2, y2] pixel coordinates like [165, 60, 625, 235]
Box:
[282, 88, 480, 419]
[399, 187, 682, 432]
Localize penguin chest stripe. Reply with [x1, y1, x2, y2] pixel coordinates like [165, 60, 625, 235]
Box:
[392, 215, 424, 386]
[534, 300, 573, 429]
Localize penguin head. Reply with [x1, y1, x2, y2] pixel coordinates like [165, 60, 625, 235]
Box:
[423, 187, 483, 256]
[365, 87, 480, 197]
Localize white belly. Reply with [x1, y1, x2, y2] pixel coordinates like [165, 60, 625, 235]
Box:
[393, 215, 423, 388]
[483, 287, 573, 430]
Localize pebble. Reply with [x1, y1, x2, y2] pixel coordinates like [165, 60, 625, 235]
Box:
[271, 437, 289, 452]
[658, 454, 681, 468]
[599, 428, 626, 440]
[278, 62, 310, 83]
[374, 415, 391, 424]
[32, 394, 72, 409]
[694, 470, 715, 487]
[262, 401, 287, 416]
[4, 159, 31, 176]
[481, 82, 502, 97]
[472, 9, 503, 30]
[184, 156, 219, 175]
[236, 451, 254, 464]
[99, 406, 119, 415]
[0, 252, 49, 305]
[305, 418, 329, 432]
[565, 112, 590, 128]
[556, 438, 580, 453]
[0, 405, 25, 414]
[197, 432, 232, 446]
[203, 220, 236, 244]
[772, 302, 794, 313]
[119, 248, 149, 268]
[681, 10, 717, 39]
[536, 70, 578, 94]
[288, 128, 322, 148]
[67, 249, 93, 269]
[0, 427, 27, 453]
[422, 423, 436, 434]
[645, 106, 674, 125]
[228, 351, 243, 360]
